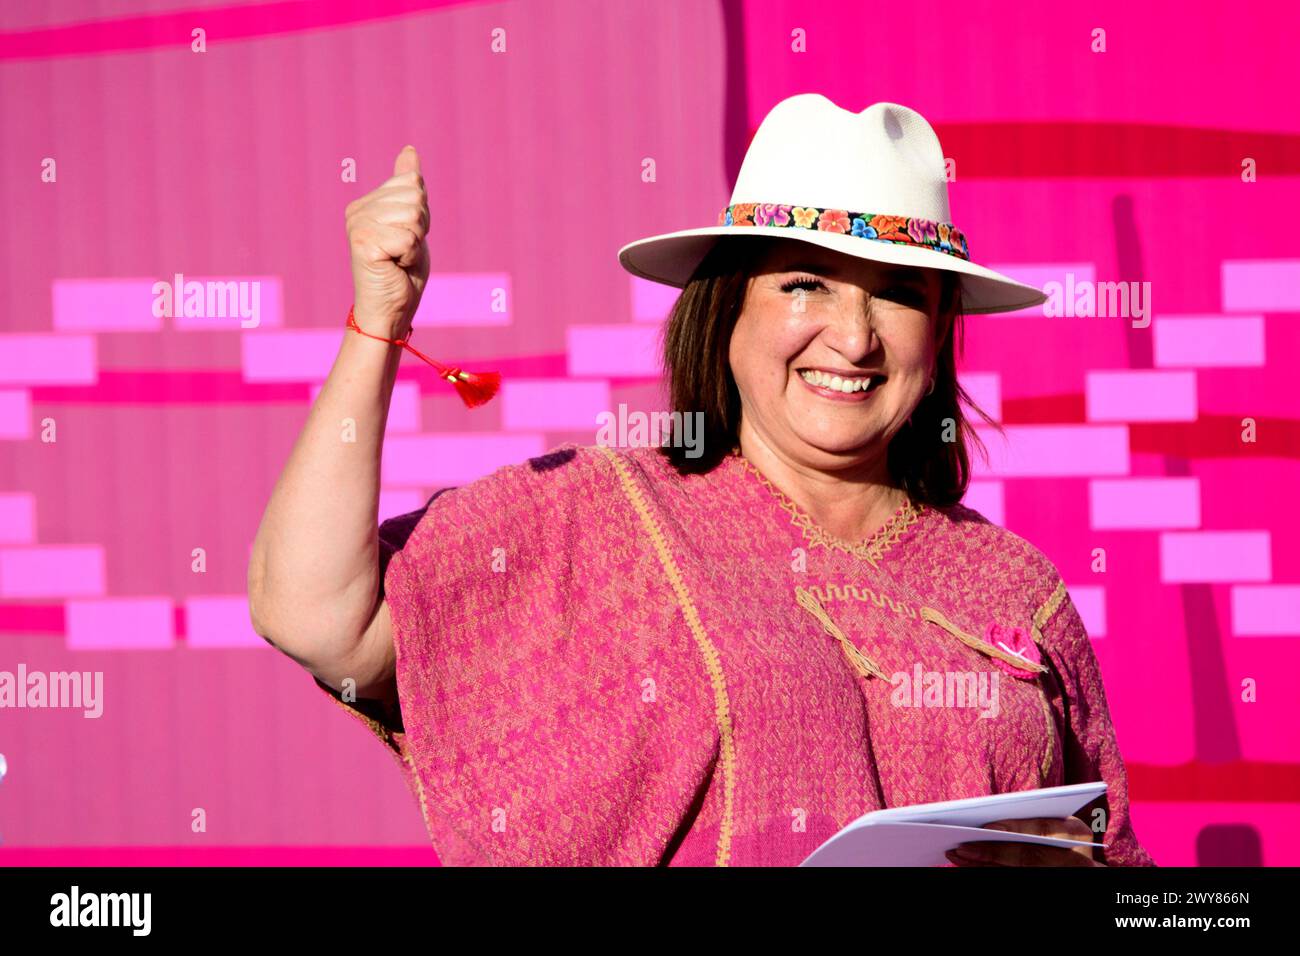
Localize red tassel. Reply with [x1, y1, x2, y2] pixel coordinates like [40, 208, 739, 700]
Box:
[346, 305, 501, 409]
[443, 368, 501, 409]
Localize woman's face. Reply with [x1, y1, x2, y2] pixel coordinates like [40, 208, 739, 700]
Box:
[728, 239, 950, 468]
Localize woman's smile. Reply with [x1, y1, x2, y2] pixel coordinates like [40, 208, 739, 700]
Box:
[796, 367, 887, 403]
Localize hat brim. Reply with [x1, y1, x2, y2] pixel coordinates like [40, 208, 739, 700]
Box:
[618, 226, 1047, 315]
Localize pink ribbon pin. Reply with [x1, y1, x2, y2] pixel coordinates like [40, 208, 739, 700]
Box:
[983, 622, 1042, 679]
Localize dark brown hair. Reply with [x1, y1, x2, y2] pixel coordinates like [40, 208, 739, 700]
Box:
[658, 235, 1002, 507]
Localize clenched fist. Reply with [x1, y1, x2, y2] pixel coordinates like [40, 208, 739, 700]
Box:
[346, 145, 431, 338]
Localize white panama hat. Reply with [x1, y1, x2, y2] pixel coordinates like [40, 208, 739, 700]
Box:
[618, 93, 1047, 315]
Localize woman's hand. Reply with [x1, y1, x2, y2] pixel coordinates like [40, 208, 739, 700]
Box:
[346, 145, 431, 339]
[944, 817, 1106, 866]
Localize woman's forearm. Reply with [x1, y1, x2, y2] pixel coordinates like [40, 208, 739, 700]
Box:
[247, 327, 402, 684]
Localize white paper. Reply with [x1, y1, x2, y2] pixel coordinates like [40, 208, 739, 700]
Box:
[801, 782, 1108, 867]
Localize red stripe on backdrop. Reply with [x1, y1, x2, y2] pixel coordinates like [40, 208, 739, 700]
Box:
[31, 371, 312, 405]
[1129, 418, 1300, 459]
[0, 0, 476, 61]
[933, 122, 1300, 178]
[1000, 393, 1088, 424]
[735, 122, 1300, 178]
[0, 603, 66, 634]
[1128, 762, 1300, 803]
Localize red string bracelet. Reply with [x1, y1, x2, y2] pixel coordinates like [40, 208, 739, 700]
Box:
[346, 304, 500, 409]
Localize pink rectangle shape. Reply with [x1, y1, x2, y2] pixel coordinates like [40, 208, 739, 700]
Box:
[52, 278, 163, 332]
[958, 372, 1001, 421]
[971, 425, 1130, 477]
[0, 493, 36, 543]
[1086, 370, 1197, 422]
[567, 325, 662, 377]
[631, 276, 679, 322]
[1231, 585, 1300, 636]
[1222, 259, 1300, 312]
[1132, 803, 1300, 867]
[1159, 531, 1271, 583]
[381, 433, 547, 487]
[170, 276, 283, 330]
[241, 331, 341, 382]
[981, 263, 1095, 316]
[960, 481, 1005, 526]
[1153, 315, 1265, 367]
[0, 335, 97, 385]
[0, 390, 32, 439]
[412, 273, 512, 327]
[0, 546, 105, 597]
[66, 597, 174, 650]
[501, 379, 612, 431]
[312, 380, 421, 433]
[379, 488, 429, 521]
[1067, 585, 1107, 637]
[1089, 478, 1200, 529]
[185, 595, 265, 648]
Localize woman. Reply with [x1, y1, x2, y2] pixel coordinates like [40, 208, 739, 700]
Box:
[247, 95, 1154, 867]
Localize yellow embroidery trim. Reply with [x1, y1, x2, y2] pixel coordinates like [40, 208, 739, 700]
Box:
[918, 605, 1049, 675]
[1034, 684, 1058, 782]
[597, 445, 738, 867]
[732, 452, 923, 569]
[1027, 582, 1068, 779]
[795, 586, 890, 680]
[803, 582, 919, 620]
[1030, 580, 1069, 645]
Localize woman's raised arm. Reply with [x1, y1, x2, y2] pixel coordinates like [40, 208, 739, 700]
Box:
[247, 145, 431, 706]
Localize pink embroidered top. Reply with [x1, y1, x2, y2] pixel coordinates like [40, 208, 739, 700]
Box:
[316, 442, 1155, 867]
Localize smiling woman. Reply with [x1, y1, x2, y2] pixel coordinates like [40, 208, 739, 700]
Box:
[252, 94, 1155, 867]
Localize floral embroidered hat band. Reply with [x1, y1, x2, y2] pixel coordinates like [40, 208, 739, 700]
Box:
[617, 94, 1049, 315]
[716, 203, 971, 262]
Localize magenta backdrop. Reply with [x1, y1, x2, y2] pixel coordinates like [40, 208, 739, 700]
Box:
[0, 0, 1297, 866]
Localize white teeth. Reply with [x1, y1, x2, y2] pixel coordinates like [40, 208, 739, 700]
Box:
[799, 369, 877, 393]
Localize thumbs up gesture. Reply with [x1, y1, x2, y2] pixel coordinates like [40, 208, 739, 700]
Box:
[345, 145, 431, 337]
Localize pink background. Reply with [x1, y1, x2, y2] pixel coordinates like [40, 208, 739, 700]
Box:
[1, 0, 1297, 866]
